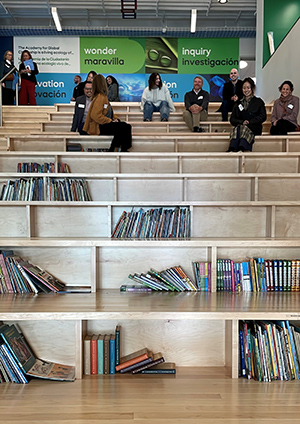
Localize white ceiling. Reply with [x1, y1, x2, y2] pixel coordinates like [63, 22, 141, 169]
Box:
[0, 0, 257, 37]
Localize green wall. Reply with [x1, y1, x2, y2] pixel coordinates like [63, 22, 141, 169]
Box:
[263, 0, 300, 66]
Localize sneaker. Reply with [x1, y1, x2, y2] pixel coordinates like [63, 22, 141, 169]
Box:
[193, 126, 200, 132]
[199, 127, 205, 133]
[143, 118, 151, 122]
[161, 118, 168, 122]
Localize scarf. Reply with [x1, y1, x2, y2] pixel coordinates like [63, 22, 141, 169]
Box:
[241, 95, 253, 110]
[279, 93, 293, 105]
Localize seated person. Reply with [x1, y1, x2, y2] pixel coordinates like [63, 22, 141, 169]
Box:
[228, 77, 266, 152]
[70, 81, 93, 135]
[218, 68, 243, 121]
[106, 75, 120, 102]
[83, 74, 132, 152]
[270, 80, 299, 135]
[183, 76, 209, 132]
[76, 70, 97, 98]
[141, 73, 175, 122]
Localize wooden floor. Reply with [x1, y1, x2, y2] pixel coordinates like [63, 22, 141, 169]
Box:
[1, 367, 299, 423]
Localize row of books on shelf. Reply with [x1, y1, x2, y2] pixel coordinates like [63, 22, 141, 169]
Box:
[0, 322, 75, 384]
[239, 321, 300, 382]
[0, 177, 91, 201]
[84, 325, 175, 375]
[124, 263, 209, 292]
[0, 251, 90, 294]
[17, 162, 70, 173]
[112, 207, 191, 239]
[217, 258, 300, 292]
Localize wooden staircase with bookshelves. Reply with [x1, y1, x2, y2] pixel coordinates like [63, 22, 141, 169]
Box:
[0, 101, 300, 382]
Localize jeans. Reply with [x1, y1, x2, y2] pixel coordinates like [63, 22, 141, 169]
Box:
[143, 101, 170, 121]
[221, 100, 229, 121]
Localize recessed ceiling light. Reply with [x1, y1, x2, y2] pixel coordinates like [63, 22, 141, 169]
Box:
[218, 0, 228, 4]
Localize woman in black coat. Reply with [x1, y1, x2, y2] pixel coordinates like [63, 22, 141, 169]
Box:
[0, 50, 16, 105]
[228, 77, 266, 152]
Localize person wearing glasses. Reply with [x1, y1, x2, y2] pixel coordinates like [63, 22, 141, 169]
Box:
[71, 81, 93, 134]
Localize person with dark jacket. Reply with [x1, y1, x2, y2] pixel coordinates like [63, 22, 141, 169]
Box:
[183, 76, 209, 132]
[71, 81, 93, 134]
[106, 75, 120, 102]
[218, 68, 243, 121]
[228, 77, 266, 152]
[270, 80, 299, 135]
[71, 75, 82, 101]
[0, 50, 16, 105]
[19, 50, 39, 105]
[76, 71, 97, 98]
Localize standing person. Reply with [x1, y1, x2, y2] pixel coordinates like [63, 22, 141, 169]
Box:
[106, 75, 120, 102]
[83, 74, 132, 152]
[228, 77, 266, 152]
[270, 80, 299, 135]
[0, 50, 16, 105]
[19, 50, 39, 105]
[218, 68, 243, 121]
[141, 72, 175, 122]
[71, 75, 82, 101]
[70, 81, 93, 134]
[183, 76, 209, 132]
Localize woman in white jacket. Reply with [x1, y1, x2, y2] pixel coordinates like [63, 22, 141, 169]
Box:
[141, 73, 175, 121]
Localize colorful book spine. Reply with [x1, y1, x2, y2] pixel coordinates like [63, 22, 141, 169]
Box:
[115, 326, 120, 366]
[109, 335, 116, 374]
[90, 334, 98, 375]
[97, 335, 104, 375]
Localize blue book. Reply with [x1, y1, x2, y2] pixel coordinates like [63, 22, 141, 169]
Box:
[24, 59, 34, 71]
[97, 335, 104, 375]
[239, 330, 246, 377]
[109, 335, 115, 374]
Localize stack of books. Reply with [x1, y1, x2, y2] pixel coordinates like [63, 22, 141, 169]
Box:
[0, 177, 91, 201]
[0, 250, 90, 294]
[83, 326, 176, 375]
[116, 349, 175, 374]
[17, 162, 70, 173]
[84, 326, 121, 375]
[111, 207, 191, 239]
[125, 266, 198, 291]
[0, 322, 75, 383]
[239, 320, 300, 382]
[192, 261, 211, 292]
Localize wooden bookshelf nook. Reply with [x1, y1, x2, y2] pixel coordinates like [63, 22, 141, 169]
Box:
[1, 102, 300, 381]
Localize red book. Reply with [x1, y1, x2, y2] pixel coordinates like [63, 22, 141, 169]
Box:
[115, 348, 151, 372]
[90, 334, 98, 375]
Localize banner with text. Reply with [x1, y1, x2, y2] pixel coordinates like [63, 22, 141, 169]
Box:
[11, 36, 239, 105]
